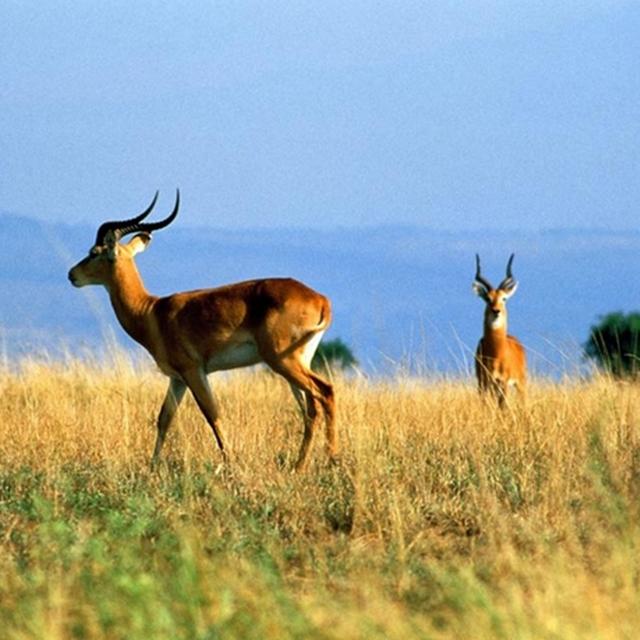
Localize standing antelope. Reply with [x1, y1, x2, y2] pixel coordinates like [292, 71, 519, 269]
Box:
[472, 254, 526, 406]
[68, 191, 336, 472]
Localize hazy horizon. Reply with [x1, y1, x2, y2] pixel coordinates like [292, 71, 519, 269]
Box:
[6, 207, 640, 236]
[3, 212, 639, 377]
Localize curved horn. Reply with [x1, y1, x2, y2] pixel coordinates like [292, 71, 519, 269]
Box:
[505, 253, 514, 279]
[474, 254, 493, 291]
[94, 191, 159, 245]
[133, 189, 180, 235]
[498, 253, 516, 290]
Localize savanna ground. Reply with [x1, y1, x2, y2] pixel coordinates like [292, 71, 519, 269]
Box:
[1, 355, 639, 639]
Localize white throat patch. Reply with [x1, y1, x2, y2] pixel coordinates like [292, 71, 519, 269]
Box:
[490, 314, 506, 330]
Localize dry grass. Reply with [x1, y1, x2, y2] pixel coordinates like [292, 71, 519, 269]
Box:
[1, 356, 639, 639]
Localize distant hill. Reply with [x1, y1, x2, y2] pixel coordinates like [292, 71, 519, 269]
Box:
[2, 212, 639, 377]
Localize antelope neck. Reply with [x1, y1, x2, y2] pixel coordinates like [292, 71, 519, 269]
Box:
[483, 314, 509, 353]
[107, 260, 157, 346]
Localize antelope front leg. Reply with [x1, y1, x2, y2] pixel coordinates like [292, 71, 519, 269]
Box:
[181, 368, 228, 462]
[494, 378, 508, 409]
[152, 377, 187, 467]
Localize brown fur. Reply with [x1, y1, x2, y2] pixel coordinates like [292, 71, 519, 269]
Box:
[69, 232, 336, 471]
[475, 288, 527, 407]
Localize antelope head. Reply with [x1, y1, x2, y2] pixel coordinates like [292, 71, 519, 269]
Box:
[472, 253, 518, 330]
[68, 190, 180, 289]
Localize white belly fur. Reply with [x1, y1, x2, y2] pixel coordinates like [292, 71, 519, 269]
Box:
[206, 340, 262, 372]
[205, 329, 325, 373]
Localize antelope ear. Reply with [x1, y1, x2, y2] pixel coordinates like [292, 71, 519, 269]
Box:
[125, 232, 152, 257]
[472, 281, 490, 301]
[502, 280, 519, 299]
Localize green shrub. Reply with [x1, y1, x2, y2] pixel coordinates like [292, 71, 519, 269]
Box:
[585, 312, 640, 378]
[311, 338, 357, 373]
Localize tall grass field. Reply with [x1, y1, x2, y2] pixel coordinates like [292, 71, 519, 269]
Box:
[1, 356, 639, 639]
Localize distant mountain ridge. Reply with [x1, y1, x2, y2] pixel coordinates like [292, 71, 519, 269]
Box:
[2, 212, 639, 377]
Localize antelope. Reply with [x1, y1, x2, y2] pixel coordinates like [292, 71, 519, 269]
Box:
[68, 191, 336, 472]
[472, 254, 526, 406]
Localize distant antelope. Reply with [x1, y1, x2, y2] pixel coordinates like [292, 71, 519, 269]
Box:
[472, 254, 526, 405]
[68, 191, 336, 472]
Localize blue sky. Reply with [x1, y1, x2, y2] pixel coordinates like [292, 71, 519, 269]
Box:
[1, 1, 638, 230]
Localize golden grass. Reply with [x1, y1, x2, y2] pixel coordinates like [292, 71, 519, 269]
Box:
[1, 357, 639, 639]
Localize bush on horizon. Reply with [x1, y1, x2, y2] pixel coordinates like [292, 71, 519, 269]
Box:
[585, 311, 640, 378]
[312, 337, 357, 374]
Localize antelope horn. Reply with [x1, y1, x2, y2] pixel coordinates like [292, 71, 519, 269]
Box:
[474, 254, 493, 291]
[131, 189, 180, 236]
[94, 191, 159, 245]
[498, 253, 516, 290]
